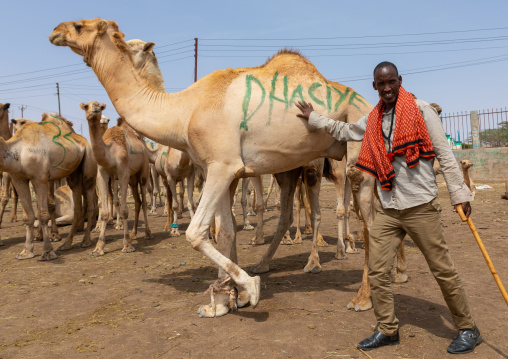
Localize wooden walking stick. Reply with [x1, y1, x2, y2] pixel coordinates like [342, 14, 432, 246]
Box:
[457, 204, 508, 305]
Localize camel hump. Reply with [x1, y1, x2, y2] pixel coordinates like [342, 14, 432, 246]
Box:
[260, 48, 321, 75]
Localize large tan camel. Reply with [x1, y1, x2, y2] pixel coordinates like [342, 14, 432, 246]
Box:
[80, 101, 152, 255]
[1, 113, 97, 260]
[50, 19, 377, 316]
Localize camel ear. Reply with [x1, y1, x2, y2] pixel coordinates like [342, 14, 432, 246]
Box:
[143, 42, 155, 52]
[3, 103, 10, 110]
[11, 119, 17, 125]
[101, 103, 106, 111]
[97, 20, 108, 35]
[79, 103, 86, 110]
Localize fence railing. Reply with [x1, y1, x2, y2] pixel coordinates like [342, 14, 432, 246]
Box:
[441, 108, 508, 148]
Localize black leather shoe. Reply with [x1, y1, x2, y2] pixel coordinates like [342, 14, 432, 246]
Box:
[447, 327, 482, 354]
[357, 331, 400, 351]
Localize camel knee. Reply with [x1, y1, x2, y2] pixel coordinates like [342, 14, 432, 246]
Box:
[346, 167, 364, 193]
[23, 212, 35, 225]
[38, 211, 50, 225]
[120, 209, 129, 219]
[185, 224, 207, 249]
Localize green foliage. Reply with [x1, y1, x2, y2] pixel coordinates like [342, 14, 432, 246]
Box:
[479, 121, 508, 147]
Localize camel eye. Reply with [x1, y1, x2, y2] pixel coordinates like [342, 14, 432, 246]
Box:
[84, 104, 89, 110]
[74, 24, 83, 33]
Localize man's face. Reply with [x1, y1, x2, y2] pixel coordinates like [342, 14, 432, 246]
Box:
[372, 66, 402, 108]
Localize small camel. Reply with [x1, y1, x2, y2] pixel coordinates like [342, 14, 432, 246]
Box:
[81, 102, 152, 255]
[1, 113, 97, 260]
[460, 159, 475, 199]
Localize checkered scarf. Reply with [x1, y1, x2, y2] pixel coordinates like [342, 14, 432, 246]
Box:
[355, 87, 435, 190]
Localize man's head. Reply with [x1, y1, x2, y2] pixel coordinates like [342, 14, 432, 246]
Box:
[373, 61, 402, 111]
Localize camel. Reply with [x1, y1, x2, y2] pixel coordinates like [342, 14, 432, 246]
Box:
[80, 102, 152, 255]
[460, 159, 475, 199]
[0, 103, 15, 238]
[50, 19, 378, 316]
[501, 180, 508, 200]
[1, 113, 97, 260]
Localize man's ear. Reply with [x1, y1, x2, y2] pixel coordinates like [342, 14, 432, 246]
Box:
[398, 75, 402, 86]
[372, 80, 377, 91]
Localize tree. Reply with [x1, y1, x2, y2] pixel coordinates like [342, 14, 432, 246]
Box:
[479, 121, 508, 147]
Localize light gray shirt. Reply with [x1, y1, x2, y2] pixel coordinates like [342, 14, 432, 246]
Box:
[308, 99, 473, 210]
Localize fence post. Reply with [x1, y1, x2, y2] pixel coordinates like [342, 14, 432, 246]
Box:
[470, 110, 480, 148]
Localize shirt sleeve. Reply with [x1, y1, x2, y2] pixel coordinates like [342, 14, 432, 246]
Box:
[419, 101, 474, 205]
[308, 111, 368, 141]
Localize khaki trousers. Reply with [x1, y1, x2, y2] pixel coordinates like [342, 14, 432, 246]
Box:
[369, 198, 474, 336]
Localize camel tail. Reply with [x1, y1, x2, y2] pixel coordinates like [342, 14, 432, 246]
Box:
[322, 158, 337, 183]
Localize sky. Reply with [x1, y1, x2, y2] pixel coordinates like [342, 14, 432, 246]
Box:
[2, 0, 508, 141]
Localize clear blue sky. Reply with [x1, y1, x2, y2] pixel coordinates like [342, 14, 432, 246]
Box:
[1, 0, 508, 141]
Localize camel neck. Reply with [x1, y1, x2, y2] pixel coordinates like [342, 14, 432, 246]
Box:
[0, 113, 11, 140]
[87, 119, 114, 168]
[90, 35, 188, 150]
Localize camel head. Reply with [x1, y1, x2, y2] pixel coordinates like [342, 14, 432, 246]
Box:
[80, 101, 106, 123]
[460, 159, 474, 171]
[0, 103, 10, 118]
[100, 115, 110, 132]
[11, 118, 35, 133]
[49, 19, 127, 66]
[430, 103, 442, 116]
[126, 39, 165, 92]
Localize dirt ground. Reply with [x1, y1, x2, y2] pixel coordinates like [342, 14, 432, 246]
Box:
[0, 180, 507, 359]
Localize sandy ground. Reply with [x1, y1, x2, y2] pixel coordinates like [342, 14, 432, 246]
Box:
[0, 181, 507, 359]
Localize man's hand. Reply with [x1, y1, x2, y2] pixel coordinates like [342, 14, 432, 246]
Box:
[453, 201, 472, 219]
[296, 101, 314, 120]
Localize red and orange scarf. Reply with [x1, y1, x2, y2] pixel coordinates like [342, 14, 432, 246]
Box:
[355, 87, 435, 190]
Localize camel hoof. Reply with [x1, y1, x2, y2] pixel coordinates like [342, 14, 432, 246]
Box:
[129, 232, 137, 240]
[281, 232, 293, 245]
[391, 272, 409, 283]
[177, 213, 183, 219]
[145, 232, 154, 240]
[10, 215, 17, 222]
[114, 224, 123, 230]
[293, 233, 303, 245]
[122, 245, 135, 253]
[249, 236, 265, 245]
[15, 250, 35, 260]
[197, 303, 230, 318]
[335, 253, 347, 260]
[345, 248, 360, 254]
[317, 238, 329, 247]
[57, 243, 73, 251]
[90, 248, 105, 257]
[243, 224, 254, 231]
[304, 262, 322, 274]
[244, 276, 261, 308]
[250, 260, 270, 274]
[304, 225, 313, 235]
[163, 225, 170, 232]
[38, 251, 58, 261]
[170, 229, 180, 237]
[237, 288, 250, 308]
[347, 298, 373, 312]
[80, 239, 92, 248]
[50, 233, 62, 242]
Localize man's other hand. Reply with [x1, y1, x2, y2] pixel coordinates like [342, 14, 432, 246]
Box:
[296, 101, 314, 120]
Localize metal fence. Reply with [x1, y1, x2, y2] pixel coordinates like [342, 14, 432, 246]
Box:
[441, 108, 508, 148]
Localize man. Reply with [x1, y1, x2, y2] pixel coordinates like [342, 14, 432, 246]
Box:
[295, 62, 481, 354]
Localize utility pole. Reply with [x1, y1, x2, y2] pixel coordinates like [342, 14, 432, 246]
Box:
[18, 105, 27, 118]
[56, 82, 61, 117]
[194, 38, 198, 83]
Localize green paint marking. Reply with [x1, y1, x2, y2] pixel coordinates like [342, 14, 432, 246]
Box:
[288, 84, 305, 107]
[308, 82, 325, 109]
[325, 81, 332, 113]
[124, 130, 144, 155]
[63, 131, 80, 165]
[348, 91, 367, 111]
[159, 151, 168, 172]
[267, 72, 289, 125]
[331, 87, 351, 112]
[240, 74, 266, 131]
[38, 121, 66, 168]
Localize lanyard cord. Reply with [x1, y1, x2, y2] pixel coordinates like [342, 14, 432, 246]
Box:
[382, 108, 395, 154]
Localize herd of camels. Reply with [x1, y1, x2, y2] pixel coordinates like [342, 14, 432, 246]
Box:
[0, 18, 488, 318]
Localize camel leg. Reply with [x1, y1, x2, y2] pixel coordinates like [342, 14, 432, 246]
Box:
[186, 165, 260, 317]
[249, 176, 265, 245]
[304, 173, 324, 273]
[344, 179, 359, 254]
[117, 173, 134, 253]
[186, 172, 196, 219]
[502, 180, 508, 200]
[162, 178, 173, 232]
[149, 165, 159, 215]
[129, 178, 142, 240]
[80, 173, 96, 248]
[0, 173, 11, 229]
[334, 168, 347, 259]
[292, 177, 304, 244]
[167, 178, 181, 237]
[264, 174, 275, 209]
[391, 240, 408, 283]
[48, 181, 61, 242]
[92, 170, 111, 256]
[251, 168, 302, 274]
[177, 181, 184, 218]
[14, 179, 38, 259]
[33, 180, 57, 261]
[240, 178, 253, 230]
[140, 177, 153, 239]
[11, 186, 18, 222]
[347, 172, 375, 312]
